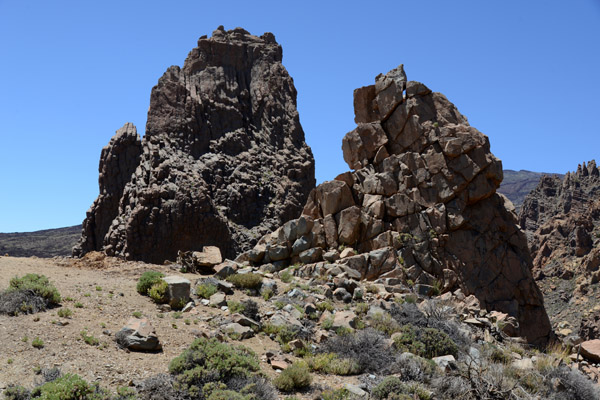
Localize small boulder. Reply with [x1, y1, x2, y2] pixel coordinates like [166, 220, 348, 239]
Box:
[209, 292, 227, 307]
[223, 322, 254, 340]
[432, 355, 457, 372]
[580, 339, 600, 363]
[162, 276, 191, 309]
[332, 310, 357, 331]
[116, 318, 161, 352]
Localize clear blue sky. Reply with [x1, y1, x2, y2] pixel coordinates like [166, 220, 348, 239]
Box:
[1, 1, 599, 232]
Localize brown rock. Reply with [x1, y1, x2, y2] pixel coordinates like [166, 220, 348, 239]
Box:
[74, 27, 315, 263]
[242, 65, 552, 346]
[580, 339, 600, 363]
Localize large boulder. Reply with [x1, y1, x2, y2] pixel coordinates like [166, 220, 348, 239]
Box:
[243, 65, 552, 346]
[74, 27, 315, 263]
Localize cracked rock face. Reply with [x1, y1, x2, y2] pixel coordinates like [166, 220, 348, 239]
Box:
[244, 65, 552, 345]
[74, 27, 315, 263]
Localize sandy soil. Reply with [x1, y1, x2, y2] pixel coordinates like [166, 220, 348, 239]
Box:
[0, 255, 276, 391]
[0, 254, 362, 399]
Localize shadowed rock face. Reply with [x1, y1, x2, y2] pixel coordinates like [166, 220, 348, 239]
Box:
[243, 65, 552, 345]
[74, 27, 315, 263]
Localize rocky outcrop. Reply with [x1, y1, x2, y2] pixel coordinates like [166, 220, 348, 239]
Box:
[498, 170, 562, 213]
[519, 161, 600, 274]
[74, 27, 315, 263]
[242, 65, 551, 345]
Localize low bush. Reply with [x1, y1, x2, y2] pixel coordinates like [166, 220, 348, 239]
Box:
[226, 273, 263, 290]
[57, 308, 72, 318]
[392, 324, 458, 359]
[136, 271, 165, 296]
[196, 283, 218, 299]
[370, 312, 401, 336]
[320, 329, 395, 374]
[81, 330, 99, 346]
[372, 376, 431, 400]
[32, 337, 44, 349]
[168, 337, 260, 397]
[30, 373, 109, 400]
[0, 274, 61, 316]
[307, 353, 360, 376]
[148, 280, 169, 304]
[227, 300, 245, 314]
[273, 361, 311, 392]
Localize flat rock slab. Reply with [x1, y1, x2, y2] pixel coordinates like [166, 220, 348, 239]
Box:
[581, 340, 600, 363]
[116, 317, 161, 352]
[193, 246, 223, 267]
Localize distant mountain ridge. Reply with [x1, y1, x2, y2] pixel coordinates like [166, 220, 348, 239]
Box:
[0, 225, 81, 258]
[498, 169, 563, 212]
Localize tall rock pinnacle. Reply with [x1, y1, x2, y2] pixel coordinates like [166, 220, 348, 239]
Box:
[242, 65, 552, 346]
[74, 27, 315, 263]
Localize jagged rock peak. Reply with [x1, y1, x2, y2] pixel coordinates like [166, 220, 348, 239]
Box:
[519, 160, 600, 273]
[74, 27, 315, 263]
[242, 65, 552, 346]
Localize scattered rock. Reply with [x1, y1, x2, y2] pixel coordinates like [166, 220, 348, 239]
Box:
[115, 318, 162, 352]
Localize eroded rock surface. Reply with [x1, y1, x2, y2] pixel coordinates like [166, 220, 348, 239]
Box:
[74, 27, 315, 262]
[520, 161, 600, 274]
[242, 65, 551, 345]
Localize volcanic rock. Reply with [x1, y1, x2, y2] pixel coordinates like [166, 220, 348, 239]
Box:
[243, 65, 552, 345]
[74, 27, 315, 263]
[520, 161, 600, 273]
[115, 317, 162, 352]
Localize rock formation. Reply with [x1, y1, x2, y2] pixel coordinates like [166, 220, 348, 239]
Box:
[242, 65, 552, 345]
[74, 27, 315, 263]
[498, 170, 562, 213]
[520, 161, 600, 274]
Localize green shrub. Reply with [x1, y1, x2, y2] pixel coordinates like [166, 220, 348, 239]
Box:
[132, 311, 142, 319]
[9, 274, 61, 305]
[80, 330, 99, 346]
[370, 312, 401, 336]
[321, 388, 350, 400]
[31, 373, 107, 400]
[261, 288, 274, 300]
[372, 376, 431, 400]
[168, 337, 260, 397]
[280, 269, 293, 283]
[136, 271, 165, 295]
[355, 302, 369, 315]
[307, 353, 360, 376]
[317, 300, 334, 312]
[0, 274, 61, 315]
[227, 300, 245, 314]
[74, 302, 84, 308]
[4, 385, 31, 400]
[148, 280, 168, 304]
[273, 361, 312, 392]
[393, 324, 457, 359]
[57, 308, 72, 318]
[197, 283, 218, 299]
[226, 273, 263, 290]
[32, 337, 44, 349]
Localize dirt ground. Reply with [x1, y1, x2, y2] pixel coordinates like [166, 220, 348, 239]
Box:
[0, 255, 275, 392]
[0, 255, 355, 398]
